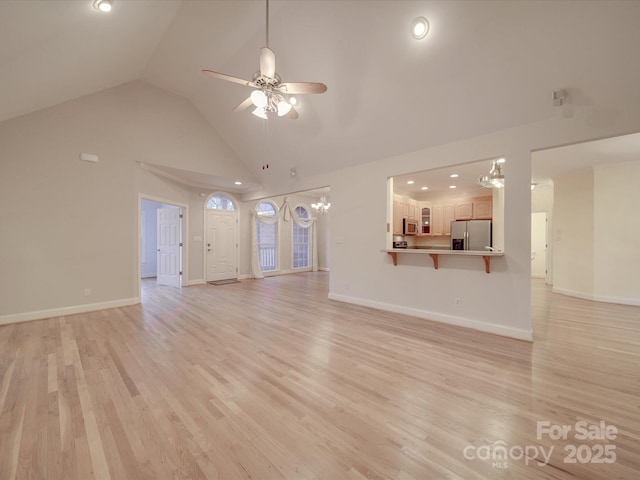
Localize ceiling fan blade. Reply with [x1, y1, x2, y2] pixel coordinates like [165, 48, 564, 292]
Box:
[287, 106, 299, 120]
[233, 96, 254, 112]
[202, 70, 256, 87]
[260, 47, 276, 78]
[279, 82, 327, 94]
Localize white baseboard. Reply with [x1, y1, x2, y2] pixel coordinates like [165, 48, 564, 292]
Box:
[593, 294, 640, 306]
[552, 287, 640, 306]
[319, 267, 330, 272]
[531, 274, 545, 279]
[141, 274, 156, 279]
[0, 297, 141, 326]
[185, 279, 205, 286]
[551, 287, 593, 301]
[328, 293, 533, 342]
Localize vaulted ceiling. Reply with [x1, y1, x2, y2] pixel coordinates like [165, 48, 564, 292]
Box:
[2, 1, 640, 191]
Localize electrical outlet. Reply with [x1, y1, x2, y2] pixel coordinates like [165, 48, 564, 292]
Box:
[84, 288, 91, 296]
[454, 297, 462, 307]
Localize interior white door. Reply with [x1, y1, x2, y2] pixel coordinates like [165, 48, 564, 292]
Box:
[206, 210, 237, 282]
[157, 207, 182, 287]
[531, 212, 547, 279]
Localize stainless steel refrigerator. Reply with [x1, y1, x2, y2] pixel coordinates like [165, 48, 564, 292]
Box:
[450, 220, 492, 251]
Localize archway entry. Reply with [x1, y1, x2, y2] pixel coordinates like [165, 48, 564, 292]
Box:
[205, 193, 239, 282]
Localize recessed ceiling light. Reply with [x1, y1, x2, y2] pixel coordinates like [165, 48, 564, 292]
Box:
[93, 0, 112, 12]
[450, 173, 459, 178]
[407, 180, 415, 185]
[234, 181, 242, 185]
[449, 185, 457, 189]
[411, 17, 430, 40]
[497, 158, 506, 164]
[421, 186, 428, 190]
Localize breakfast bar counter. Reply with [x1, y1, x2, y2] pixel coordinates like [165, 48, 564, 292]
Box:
[381, 248, 504, 273]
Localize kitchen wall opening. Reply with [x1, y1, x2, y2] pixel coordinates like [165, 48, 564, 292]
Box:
[388, 158, 505, 252]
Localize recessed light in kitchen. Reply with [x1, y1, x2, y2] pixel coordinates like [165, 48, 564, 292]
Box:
[449, 185, 457, 189]
[234, 181, 242, 185]
[421, 186, 428, 190]
[407, 180, 415, 185]
[450, 173, 459, 178]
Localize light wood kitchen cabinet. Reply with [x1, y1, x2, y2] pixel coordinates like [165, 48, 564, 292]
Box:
[431, 205, 444, 235]
[472, 197, 493, 219]
[392, 200, 403, 235]
[455, 202, 473, 220]
[402, 202, 409, 220]
[443, 205, 455, 234]
[392, 195, 418, 234]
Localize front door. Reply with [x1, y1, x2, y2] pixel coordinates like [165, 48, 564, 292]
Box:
[206, 210, 237, 281]
[157, 207, 182, 287]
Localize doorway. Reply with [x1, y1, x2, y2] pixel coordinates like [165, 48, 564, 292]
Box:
[139, 196, 187, 290]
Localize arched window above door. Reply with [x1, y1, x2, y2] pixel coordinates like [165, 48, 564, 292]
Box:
[206, 194, 236, 211]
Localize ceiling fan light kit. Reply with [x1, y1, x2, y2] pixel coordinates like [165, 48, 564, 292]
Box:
[93, 0, 112, 12]
[202, 0, 327, 120]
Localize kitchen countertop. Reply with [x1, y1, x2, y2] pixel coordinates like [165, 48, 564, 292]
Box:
[381, 248, 504, 273]
[384, 248, 502, 255]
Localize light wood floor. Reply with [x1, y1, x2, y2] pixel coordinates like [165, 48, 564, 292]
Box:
[1, 274, 639, 479]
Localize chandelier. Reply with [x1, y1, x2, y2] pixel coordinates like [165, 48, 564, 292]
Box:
[478, 160, 505, 189]
[311, 195, 331, 215]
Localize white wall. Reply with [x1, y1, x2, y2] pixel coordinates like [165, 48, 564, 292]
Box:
[492, 188, 505, 252]
[316, 207, 331, 271]
[549, 170, 595, 298]
[593, 160, 640, 304]
[0, 81, 250, 323]
[551, 161, 640, 305]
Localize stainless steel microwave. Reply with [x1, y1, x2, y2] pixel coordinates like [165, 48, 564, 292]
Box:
[403, 218, 418, 236]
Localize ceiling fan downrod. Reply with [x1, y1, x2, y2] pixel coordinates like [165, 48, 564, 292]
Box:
[265, 0, 269, 48]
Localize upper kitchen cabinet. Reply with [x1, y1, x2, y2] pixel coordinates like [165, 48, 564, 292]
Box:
[420, 204, 432, 234]
[443, 205, 455, 234]
[392, 197, 403, 235]
[472, 196, 493, 219]
[431, 205, 442, 235]
[392, 194, 419, 235]
[454, 202, 473, 220]
[454, 196, 493, 221]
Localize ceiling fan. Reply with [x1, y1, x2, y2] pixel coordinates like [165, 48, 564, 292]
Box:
[202, 0, 327, 120]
